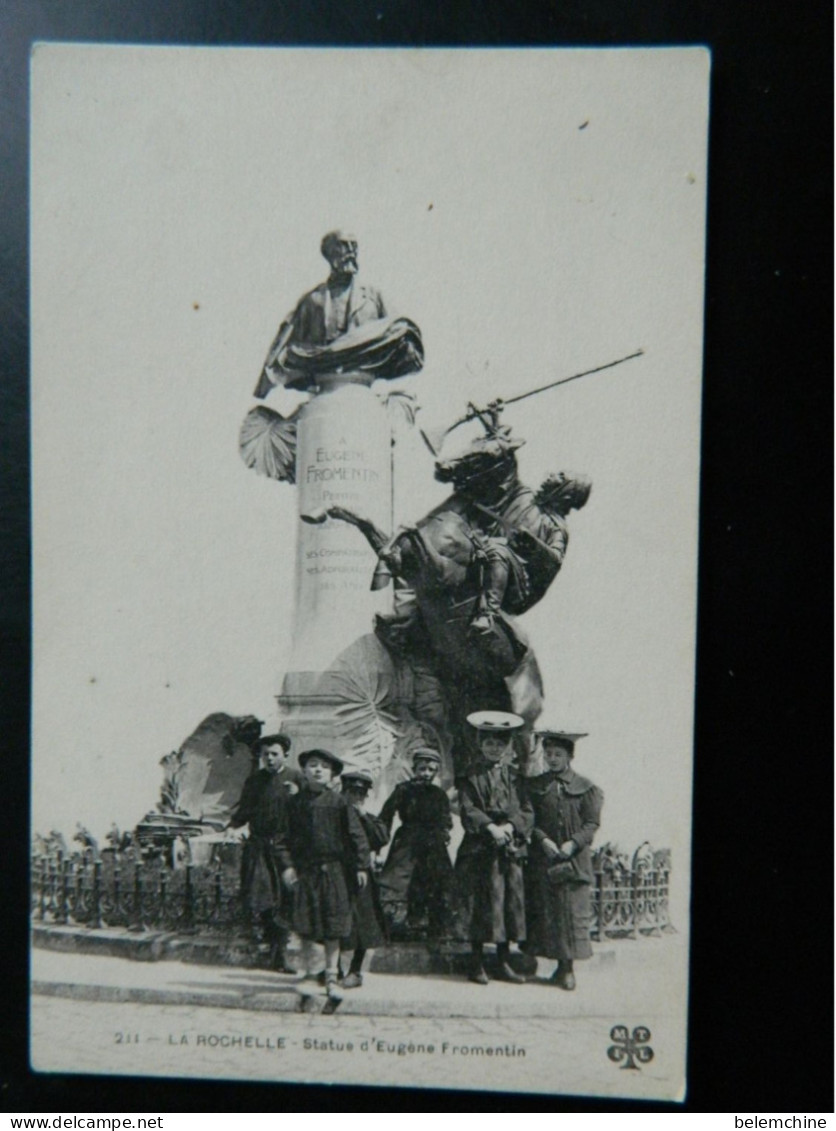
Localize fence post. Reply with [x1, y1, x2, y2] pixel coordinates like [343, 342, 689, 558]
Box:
[36, 856, 47, 921]
[57, 858, 71, 925]
[46, 853, 61, 920]
[627, 861, 638, 939]
[213, 865, 223, 927]
[183, 863, 195, 931]
[591, 865, 602, 942]
[75, 860, 87, 924]
[131, 860, 147, 933]
[657, 853, 674, 932]
[159, 867, 168, 927]
[88, 860, 103, 929]
[648, 867, 661, 936]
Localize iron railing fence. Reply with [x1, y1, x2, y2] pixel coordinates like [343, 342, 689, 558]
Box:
[590, 842, 674, 940]
[31, 840, 673, 939]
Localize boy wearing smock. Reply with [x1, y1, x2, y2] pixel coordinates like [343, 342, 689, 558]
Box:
[276, 748, 370, 1011]
[377, 747, 454, 938]
[522, 727, 603, 990]
[454, 711, 534, 985]
[339, 769, 390, 988]
[227, 732, 302, 973]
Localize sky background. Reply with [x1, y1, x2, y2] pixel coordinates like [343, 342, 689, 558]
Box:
[31, 46, 708, 923]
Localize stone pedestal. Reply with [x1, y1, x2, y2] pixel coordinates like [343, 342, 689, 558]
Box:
[277, 381, 394, 766]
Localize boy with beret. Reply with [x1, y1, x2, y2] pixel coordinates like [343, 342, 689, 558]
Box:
[454, 711, 534, 985]
[377, 747, 454, 939]
[276, 748, 370, 1011]
[522, 728, 603, 990]
[228, 732, 302, 973]
[339, 769, 390, 989]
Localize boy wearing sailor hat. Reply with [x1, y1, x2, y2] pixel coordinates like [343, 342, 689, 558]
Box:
[454, 712, 534, 985]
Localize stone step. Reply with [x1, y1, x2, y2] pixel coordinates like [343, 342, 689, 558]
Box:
[32, 923, 617, 976]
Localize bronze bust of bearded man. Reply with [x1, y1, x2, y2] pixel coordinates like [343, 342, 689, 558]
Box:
[254, 230, 424, 396]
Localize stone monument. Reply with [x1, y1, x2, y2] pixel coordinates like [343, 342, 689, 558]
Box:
[240, 232, 424, 791]
[240, 233, 630, 803]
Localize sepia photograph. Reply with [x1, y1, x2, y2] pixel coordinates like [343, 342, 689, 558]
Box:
[29, 45, 709, 1101]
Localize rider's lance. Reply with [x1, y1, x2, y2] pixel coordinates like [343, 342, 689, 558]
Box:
[420, 348, 644, 455]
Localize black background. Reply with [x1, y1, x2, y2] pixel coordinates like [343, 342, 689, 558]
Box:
[1, 0, 832, 1114]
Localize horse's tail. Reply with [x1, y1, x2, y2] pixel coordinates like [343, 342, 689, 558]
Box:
[504, 637, 544, 726]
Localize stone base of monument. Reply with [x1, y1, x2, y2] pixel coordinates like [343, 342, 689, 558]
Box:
[32, 923, 597, 979]
[31, 925, 268, 969]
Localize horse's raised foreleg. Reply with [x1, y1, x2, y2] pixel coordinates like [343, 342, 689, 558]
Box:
[302, 506, 406, 596]
[302, 504, 393, 556]
[325, 506, 390, 553]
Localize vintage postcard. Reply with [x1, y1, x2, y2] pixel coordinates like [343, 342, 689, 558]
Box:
[30, 45, 709, 1100]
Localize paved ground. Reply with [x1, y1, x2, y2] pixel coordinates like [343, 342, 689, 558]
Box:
[32, 934, 683, 1019]
[30, 939, 687, 1101]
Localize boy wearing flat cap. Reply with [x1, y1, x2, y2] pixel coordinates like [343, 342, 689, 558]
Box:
[339, 769, 390, 988]
[522, 728, 603, 990]
[454, 711, 534, 985]
[377, 747, 454, 939]
[228, 732, 302, 973]
[275, 749, 370, 1010]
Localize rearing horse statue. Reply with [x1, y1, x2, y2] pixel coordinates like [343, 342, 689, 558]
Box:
[304, 426, 591, 754]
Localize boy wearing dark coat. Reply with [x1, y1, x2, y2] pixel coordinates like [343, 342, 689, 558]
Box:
[228, 732, 302, 972]
[454, 711, 534, 985]
[339, 769, 390, 988]
[377, 748, 454, 938]
[276, 748, 370, 1011]
[522, 728, 604, 990]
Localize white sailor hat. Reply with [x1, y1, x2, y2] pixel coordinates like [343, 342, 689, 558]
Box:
[467, 710, 525, 733]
